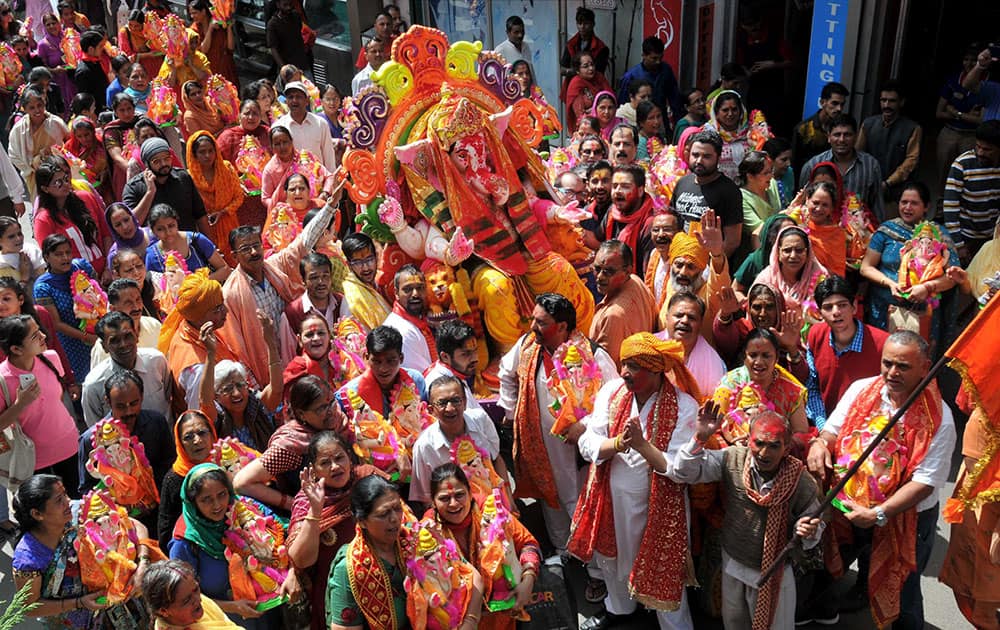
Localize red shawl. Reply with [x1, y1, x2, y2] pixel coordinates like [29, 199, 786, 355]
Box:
[391, 301, 437, 359]
[831, 377, 942, 628]
[350, 367, 419, 419]
[568, 381, 691, 610]
[346, 525, 408, 630]
[606, 194, 655, 267]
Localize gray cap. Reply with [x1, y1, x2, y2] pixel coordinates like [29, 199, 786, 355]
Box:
[140, 137, 170, 166]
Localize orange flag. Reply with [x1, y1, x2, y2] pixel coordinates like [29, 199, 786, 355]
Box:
[943, 295, 1000, 522]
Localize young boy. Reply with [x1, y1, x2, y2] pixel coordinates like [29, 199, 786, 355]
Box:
[74, 29, 111, 110]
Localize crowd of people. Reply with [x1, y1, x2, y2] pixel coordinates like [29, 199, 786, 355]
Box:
[0, 1, 999, 630]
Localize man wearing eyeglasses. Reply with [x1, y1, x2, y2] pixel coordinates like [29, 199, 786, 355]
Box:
[590, 239, 657, 369]
[408, 375, 505, 509]
[220, 189, 341, 387]
[339, 231, 391, 331]
[81, 310, 172, 427]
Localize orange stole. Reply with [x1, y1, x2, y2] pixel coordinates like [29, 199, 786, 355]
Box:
[643, 250, 667, 313]
[808, 221, 847, 278]
[511, 335, 561, 509]
[831, 377, 942, 628]
[567, 381, 691, 610]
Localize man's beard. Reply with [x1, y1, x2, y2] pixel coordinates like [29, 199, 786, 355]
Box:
[668, 272, 706, 294]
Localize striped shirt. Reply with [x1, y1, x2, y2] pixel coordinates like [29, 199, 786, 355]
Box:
[800, 149, 885, 221]
[943, 150, 1000, 248]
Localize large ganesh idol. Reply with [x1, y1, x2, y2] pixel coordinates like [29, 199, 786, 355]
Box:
[339, 26, 594, 356]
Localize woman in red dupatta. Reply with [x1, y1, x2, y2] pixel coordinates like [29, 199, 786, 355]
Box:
[103, 93, 139, 200]
[428, 464, 539, 630]
[801, 180, 848, 277]
[564, 51, 611, 136]
[216, 99, 271, 163]
[288, 431, 383, 630]
[63, 116, 110, 202]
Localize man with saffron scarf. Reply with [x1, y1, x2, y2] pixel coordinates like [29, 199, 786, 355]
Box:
[643, 210, 679, 313]
[676, 409, 823, 629]
[598, 164, 655, 272]
[498, 292, 618, 602]
[220, 196, 338, 387]
[658, 292, 726, 398]
[339, 232, 391, 332]
[159, 268, 240, 416]
[590, 240, 657, 368]
[806, 330, 956, 628]
[382, 264, 436, 373]
[570, 332, 702, 630]
[655, 210, 730, 345]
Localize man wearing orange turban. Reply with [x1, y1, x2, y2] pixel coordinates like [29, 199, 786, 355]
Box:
[570, 331, 704, 629]
[160, 269, 240, 417]
[656, 209, 731, 346]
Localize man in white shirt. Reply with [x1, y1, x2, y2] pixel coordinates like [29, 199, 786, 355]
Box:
[424, 319, 482, 410]
[274, 81, 339, 172]
[383, 264, 434, 373]
[658, 292, 726, 397]
[493, 16, 532, 68]
[409, 375, 504, 507]
[91, 278, 162, 366]
[351, 35, 388, 97]
[82, 311, 172, 426]
[806, 330, 956, 629]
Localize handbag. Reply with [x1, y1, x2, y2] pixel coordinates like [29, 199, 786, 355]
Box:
[517, 560, 576, 630]
[0, 370, 36, 490]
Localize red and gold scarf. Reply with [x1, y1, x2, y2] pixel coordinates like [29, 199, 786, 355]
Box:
[512, 335, 561, 509]
[346, 525, 407, 630]
[832, 377, 942, 628]
[391, 301, 437, 359]
[606, 194, 654, 264]
[567, 381, 691, 610]
[743, 452, 805, 630]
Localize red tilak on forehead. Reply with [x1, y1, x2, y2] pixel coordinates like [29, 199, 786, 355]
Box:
[751, 414, 787, 440]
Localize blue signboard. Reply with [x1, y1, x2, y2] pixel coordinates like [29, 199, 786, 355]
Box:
[802, 0, 850, 118]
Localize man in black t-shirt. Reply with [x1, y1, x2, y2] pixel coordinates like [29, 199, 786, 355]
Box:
[670, 129, 743, 260]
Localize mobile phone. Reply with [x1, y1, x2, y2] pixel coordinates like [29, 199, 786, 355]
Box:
[18, 373, 36, 389]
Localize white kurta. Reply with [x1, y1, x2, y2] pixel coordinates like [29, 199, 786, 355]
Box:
[383, 310, 434, 373]
[577, 377, 698, 579]
[498, 333, 619, 548]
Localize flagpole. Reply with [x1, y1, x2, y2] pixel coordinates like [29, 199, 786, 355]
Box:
[756, 351, 950, 588]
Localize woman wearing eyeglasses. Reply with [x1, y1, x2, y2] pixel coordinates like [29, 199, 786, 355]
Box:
[32, 157, 111, 278]
[157, 409, 219, 550]
[199, 310, 281, 452]
[234, 374, 349, 514]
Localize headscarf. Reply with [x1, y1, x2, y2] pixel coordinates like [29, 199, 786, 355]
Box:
[753, 225, 828, 306]
[172, 410, 219, 476]
[105, 202, 145, 250]
[140, 137, 170, 166]
[676, 124, 702, 171]
[181, 81, 223, 137]
[667, 231, 708, 271]
[179, 463, 231, 560]
[706, 89, 749, 142]
[590, 90, 625, 141]
[158, 268, 224, 353]
[745, 282, 787, 326]
[736, 213, 793, 287]
[619, 332, 702, 400]
[808, 161, 845, 206]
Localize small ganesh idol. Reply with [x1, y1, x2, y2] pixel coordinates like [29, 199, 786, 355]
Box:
[75, 490, 145, 606]
[72, 270, 108, 335]
[85, 418, 159, 514]
[833, 413, 908, 513]
[546, 338, 603, 437]
[210, 437, 260, 481]
[449, 435, 504, 508]
[898, 220, 949, 307]
[478, 489, 526, 615]
[155, 250, 190, 316]
[712, 381, 776, 446]
[405, 523, 476, 630]
[223, 498, 291, 608]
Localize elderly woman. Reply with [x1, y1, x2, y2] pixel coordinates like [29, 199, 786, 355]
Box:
[260, 125, 337, 210]
[200, 310, 281, 452]
[217, 99, 271, 163]
[143, 559, 242, 629]
[157, 409, 218, 550]
[13, 474, 154, 628]
[9, 87, 70, 201]
[713, 282, 807, 380]
[564, 52, 611, 134]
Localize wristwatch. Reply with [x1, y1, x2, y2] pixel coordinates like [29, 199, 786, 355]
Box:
[874, 506, 888, 527]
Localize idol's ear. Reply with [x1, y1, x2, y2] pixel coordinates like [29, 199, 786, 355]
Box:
[489, 106, 513, 137]
[393, 137, 431, 170]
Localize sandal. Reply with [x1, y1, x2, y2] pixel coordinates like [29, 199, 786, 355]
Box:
[584, 577, 607, 604]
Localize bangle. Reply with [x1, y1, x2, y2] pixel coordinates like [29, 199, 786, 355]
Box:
[304, 515, 320, 522]
[718, 313, 734, 325]
[463, 614, 481, 624]
[613, 434, 623, 452]
[709, 251, 724, 259]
